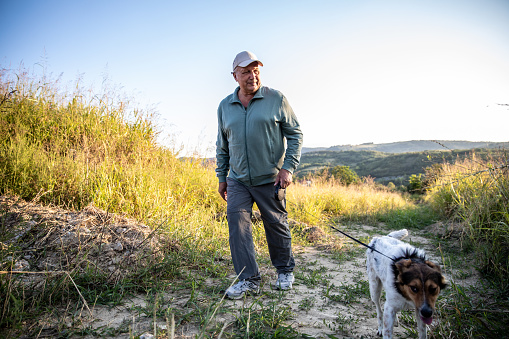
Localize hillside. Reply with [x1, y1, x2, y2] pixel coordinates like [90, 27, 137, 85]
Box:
[302, 140, 509, 154]
[296, 147, 506, 185]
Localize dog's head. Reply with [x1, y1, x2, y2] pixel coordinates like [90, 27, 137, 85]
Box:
[393, 258, 448, 325]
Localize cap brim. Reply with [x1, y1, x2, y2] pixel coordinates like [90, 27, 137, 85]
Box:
[237, 60, 263, 68]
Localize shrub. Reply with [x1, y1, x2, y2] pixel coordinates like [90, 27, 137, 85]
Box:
[315, 165, 360, 186]
[407, 173, 424, 193]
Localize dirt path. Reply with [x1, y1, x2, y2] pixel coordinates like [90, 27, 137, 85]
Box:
[81, 226, 448, 338]
[77, 244, 382, 338]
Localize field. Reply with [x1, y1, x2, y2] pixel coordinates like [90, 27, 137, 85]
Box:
[1, 69, 508, 338]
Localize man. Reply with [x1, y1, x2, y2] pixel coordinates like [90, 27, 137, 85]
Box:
[216, 51, 303, 299]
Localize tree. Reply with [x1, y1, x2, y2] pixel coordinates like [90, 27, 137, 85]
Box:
[330, 165, 360, 186]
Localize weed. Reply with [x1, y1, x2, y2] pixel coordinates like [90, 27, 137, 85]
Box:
[298, 297, 315, 313]
[426, 152, 509, 288]
[324, 278, 370, 305]
[230, 296, 298, 338]
[296, 264, 332, 288]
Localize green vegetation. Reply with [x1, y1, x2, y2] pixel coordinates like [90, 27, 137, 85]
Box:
[1, 69, 508, 337]
[304, 140, 509, 154]
[297, 148, 504, 186]
[315, 165, 360, 186]
[0, 69, 230, 336]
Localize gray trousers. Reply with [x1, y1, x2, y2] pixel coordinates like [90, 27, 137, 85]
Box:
[226, 178, 295, 282]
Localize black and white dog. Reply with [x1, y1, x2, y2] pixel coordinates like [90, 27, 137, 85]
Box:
[366, 229, 447, 339]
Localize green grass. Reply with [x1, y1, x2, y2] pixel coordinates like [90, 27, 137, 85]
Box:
[375, 203, 439, 229]
[324, 278, 370, 305]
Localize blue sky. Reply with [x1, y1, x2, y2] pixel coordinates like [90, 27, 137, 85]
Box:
[2, 0, 509, 156]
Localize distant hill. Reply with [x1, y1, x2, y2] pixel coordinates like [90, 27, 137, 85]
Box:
[297, 141, 508, 185]
[302, 140, 509, 154]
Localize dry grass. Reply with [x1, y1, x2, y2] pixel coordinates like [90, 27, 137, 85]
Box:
[288, 177, 411, 226]
[425, 151, 509, 286]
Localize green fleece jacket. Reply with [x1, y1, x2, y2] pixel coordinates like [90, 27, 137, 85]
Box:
[216, 86, 303, 186]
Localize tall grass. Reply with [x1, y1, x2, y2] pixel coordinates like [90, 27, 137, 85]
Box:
[288, 177, 419, 228]
[0, 69, 224, 225]
[425, 152, 509, 287]
[0, 68, 231, 335]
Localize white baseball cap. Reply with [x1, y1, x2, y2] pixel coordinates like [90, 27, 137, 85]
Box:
[232, 51, 263, 71]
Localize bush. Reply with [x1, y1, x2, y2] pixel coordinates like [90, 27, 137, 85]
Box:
[315, 165, 360, 186]
[407, 173, 424, 193]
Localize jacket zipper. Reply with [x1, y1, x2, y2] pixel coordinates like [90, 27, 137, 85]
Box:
[243, 103, 253, 186]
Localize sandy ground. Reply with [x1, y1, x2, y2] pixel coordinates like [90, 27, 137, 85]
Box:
[80, 226, 449, 339]
[76, 246, 384, 339]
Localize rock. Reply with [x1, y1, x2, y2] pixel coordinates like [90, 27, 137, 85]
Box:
[112, 241, 123, 251]
[115, 226, 127, 234]
[14, 259, 30, 271]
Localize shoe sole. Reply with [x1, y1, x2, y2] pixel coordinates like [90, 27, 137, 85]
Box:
[225, 289, 260, 299]
[274, 283, 293, 290]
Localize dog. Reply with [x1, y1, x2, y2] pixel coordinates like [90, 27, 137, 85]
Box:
[366, 229, 447, 339]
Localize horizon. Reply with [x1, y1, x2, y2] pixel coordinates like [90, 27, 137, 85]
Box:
[303, 139, 509, 148]
[190, 140, 509, 159]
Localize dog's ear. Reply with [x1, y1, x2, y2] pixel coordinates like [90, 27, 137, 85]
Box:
[440, 276, 448, 290]
[425, 260, 448, 289]
[394, 259, 413, 287]
[425, 260, 440, 271]
[395, 259, 412, 271]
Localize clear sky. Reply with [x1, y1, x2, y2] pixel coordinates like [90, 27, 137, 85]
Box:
[2, 0, 509, 156]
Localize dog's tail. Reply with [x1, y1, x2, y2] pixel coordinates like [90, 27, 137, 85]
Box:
[387, 229, 408, 240]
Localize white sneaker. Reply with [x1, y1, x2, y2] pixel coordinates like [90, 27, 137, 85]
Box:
[225, 280, 260, 299]
[275, 272, 294, 290]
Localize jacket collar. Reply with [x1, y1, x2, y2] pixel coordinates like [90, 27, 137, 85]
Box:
[230, 86, 264, 104]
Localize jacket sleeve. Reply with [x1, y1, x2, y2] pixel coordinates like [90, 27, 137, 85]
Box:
[280, 96, 303, 173]
[215, 106, 230, 182]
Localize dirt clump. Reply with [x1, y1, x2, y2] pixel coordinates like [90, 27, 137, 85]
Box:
[1, 195, 167, 283]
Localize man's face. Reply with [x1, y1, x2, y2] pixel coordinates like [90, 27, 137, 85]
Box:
[233, 62, 261, 95]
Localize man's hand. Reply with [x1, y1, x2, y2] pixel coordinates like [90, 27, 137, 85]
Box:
[275, 169, 293, 189]
[218, 182, 227, 201]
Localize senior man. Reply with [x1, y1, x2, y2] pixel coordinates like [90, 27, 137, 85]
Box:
[216, 51, 303, 299]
